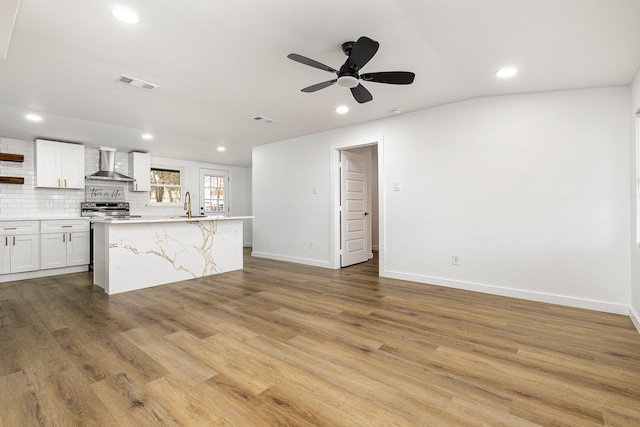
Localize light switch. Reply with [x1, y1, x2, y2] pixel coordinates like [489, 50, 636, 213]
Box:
[394, 181, 401, 191]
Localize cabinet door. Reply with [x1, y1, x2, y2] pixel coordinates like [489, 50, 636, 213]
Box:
[130, 152, 151, 192]
[40, 233, 67, 270]
[67, 231, 90, 266]
[35, 139, 62, 188]
[11, 235, 39, 273]
[0, 238, 10, 275]
[61, 143, 85, 189]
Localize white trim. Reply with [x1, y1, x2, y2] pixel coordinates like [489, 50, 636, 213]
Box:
[251, 251, 333, 269]
[630, 305, 640, 334]
[382, 269, 630, 315]
[0, 265, 89, 283]
[330, 135, 385, 272]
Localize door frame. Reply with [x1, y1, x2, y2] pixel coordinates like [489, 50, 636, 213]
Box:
[199, 168, 230, 217]
[330, 135, 384, 273]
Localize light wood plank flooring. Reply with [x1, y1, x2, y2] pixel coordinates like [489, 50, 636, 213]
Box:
[1, 249, 639, 426]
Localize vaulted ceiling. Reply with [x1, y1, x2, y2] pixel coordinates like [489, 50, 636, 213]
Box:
[1, 0, 639, 166]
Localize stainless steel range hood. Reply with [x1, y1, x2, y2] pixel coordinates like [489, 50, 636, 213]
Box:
[85, 147, 134, 182]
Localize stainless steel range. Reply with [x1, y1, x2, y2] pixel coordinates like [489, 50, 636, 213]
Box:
[81, 201, 131, 218]
[82, 201, 136, 271]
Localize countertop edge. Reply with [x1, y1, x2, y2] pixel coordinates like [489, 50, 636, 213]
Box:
[91, 216, 254, 224]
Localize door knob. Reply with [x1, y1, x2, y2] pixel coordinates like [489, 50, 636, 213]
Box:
[364, 212, 369, 216]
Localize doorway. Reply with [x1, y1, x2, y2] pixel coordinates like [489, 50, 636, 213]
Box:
[199, 168, 229, 216]
[331, 140, 381, 272]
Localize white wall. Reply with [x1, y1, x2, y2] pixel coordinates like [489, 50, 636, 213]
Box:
[253, 86, 631, 314]
[630, 69, 640, 332]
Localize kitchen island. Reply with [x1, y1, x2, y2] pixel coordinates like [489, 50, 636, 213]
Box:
[92, 216, 252, 294]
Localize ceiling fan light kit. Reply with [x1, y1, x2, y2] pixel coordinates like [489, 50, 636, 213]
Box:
[337, 75, 359, 88]
[288, 36, 415, 104]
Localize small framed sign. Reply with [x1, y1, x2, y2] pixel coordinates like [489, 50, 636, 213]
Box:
[86, 187, 125, 201]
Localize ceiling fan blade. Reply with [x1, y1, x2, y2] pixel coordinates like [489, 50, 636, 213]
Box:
[346, 36, 379, 70]
[361, 71, 415, 85]
[350, 84, 373, 104]
[288, 54, 337, 73]
[301, 79, 337, 93]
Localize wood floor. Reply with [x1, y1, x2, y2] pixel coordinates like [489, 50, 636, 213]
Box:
[1, 250, 639, 426]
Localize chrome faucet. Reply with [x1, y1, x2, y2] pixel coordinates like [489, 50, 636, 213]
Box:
[184, 191, 192, 218]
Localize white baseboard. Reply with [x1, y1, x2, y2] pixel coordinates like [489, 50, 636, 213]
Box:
[0, 265, 89, 283]
[243, 242, 253, 248]
[630, 305, 640, 334]
[382, 269, 630, 316]
[251, 251, 334, 269]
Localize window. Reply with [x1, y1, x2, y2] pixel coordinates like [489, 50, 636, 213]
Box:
[150, 167, 182, 204]
[203, 175, 225, 212]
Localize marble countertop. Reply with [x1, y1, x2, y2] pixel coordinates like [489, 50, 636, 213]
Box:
[91, 215, 253, 224]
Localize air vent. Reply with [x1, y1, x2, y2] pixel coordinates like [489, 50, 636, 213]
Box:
[118, 75, 158, 91]
[253, 116, 275, 124]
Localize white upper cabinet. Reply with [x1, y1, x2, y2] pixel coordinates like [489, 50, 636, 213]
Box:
[129, 151, 151, 192]
[35, 139, 85, 189]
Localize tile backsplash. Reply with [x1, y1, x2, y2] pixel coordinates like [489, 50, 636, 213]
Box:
[0, 137, 183, 219]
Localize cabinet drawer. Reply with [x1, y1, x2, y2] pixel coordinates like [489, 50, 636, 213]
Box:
[0, 221, 39, 236]
[40, 219, 90, 234]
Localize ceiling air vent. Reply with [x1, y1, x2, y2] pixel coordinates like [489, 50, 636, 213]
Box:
[253, 116, 275, 124]
[118, 75, 158, 91]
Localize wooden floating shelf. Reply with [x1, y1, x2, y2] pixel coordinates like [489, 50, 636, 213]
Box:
[0, 153, 24, 162]
[0, 176, 25, 184]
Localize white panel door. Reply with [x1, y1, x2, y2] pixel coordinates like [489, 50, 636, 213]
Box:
[40, 233, 67, 270]
[199, 168, 229, 216]
[67, 231, 90, 266]
[11, 234, 39, 273]
[61, 143, 85, 189]
[340, 150, 369, 267]
[0, 239, 10, 274]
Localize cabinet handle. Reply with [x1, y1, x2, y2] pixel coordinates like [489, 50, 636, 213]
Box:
[4, 237, 7, 246]
[64, 178, 67, 188]
[63, 234, 66, 242]
[69, 233, 72, 241]
[58, 178, 61, 187]
[3, 227, 16, 230]
[12, 237, 15, 246]
[136, 183, 138, 191]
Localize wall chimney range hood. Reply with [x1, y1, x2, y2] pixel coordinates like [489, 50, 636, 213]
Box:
[85, 147, 134, 182]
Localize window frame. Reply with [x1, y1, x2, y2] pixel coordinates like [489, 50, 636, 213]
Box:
[149, 165, 184, 206]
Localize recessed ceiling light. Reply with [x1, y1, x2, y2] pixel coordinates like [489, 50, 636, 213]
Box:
[141, 133, 153, 140]
[336, 106, 349, 114]
[217, 146, 226, 152]
[25, 113, 42, 122]
[496, 67, 517, 78]
[111, 8, 140, 24]
[391, 108, 402, 116]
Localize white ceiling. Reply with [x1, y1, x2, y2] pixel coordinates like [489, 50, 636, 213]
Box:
[1, 0, 639, 166]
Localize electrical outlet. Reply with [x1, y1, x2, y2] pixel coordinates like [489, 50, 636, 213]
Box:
[452, 254, 460, 265]
[46, 200, 53, 208]
[394, 181, 401, 191]
[309, 241, 315, 249]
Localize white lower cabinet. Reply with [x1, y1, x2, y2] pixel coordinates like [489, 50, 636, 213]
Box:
[0, 221, 40, 274]
[40, 220, 90, 270]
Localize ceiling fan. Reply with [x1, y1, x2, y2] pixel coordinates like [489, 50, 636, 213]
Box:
[287, 36, 415, 104]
